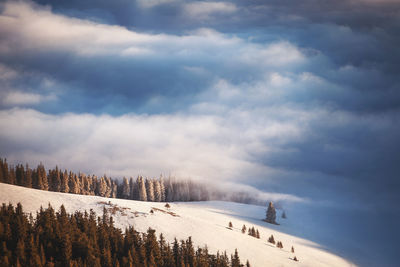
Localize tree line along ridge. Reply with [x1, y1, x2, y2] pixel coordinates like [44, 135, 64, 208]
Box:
[0, 158, 262, 204]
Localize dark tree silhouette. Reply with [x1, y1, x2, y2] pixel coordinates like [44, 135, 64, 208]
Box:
[265, 202, 277, 224]
[268, 235, 275, 244]
[0, 202, 248, 267]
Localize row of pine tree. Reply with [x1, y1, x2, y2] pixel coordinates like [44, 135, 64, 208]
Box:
[0, 158, 265, 205]
[0, 202, 249, 267]
[0, 158, 211, 202]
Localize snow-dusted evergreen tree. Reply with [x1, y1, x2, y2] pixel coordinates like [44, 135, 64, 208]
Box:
[146, 178, 155, 201]
[111, 180, 118, 198]
[154, 180, 162, 202]
[76, 174, 82, 194]
[122, 177, 130, 199]
[105, 176, 113, 197]
[137, 176, 147, 201]
[241, 225, 246, 234]
[265, 201, 277, 224]
[80, 174, 90, 195]
[159, 176, 166, 201]
[96, 176, 107, 197]
[129, 177, 136, 200]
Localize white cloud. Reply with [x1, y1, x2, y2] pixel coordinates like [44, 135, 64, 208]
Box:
[183, 2, 237, 19]
[0, 106, 306, 187]
[1, 91, 56, 106]
[137, 0, 178, 9]
[0, 1, 304, 69]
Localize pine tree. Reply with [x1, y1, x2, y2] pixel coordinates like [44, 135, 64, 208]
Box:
[16, 239, 26, 265]
[146, 178, 155, 202]
[0, 158, 4, 183]
[291, 246, 295, 253]
[159, 176, 166, 202]
[50, 166, 61, 192]
[228, 222, 233, 228]
[15, 164, 25, 186]
[1, 159, 9, 184]
[1, 202, 248, 267]
[231, 249, 241, 267]
[256, 230, 260, 239]
[129, 177, 136, 200]
[137, 176, 147, 201]
[268, 235, 275, 244]
[241, 225, 246, 234]
[60, 170, 69, 193]
[8, 165, 16, 185]
[111, 179, 118, 198]
[293, 256, 298, 261]
[37, 163, 48, 190]
[122, 177, 130, 199]
[25, 164, 32, 188]
[265, 201, 277, 224]
[154, 180, 162, 202]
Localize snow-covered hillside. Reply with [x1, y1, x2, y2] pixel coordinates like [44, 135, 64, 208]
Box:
[0, 183, 354, 267]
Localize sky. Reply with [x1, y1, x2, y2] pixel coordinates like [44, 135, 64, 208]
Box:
[0, 0, 399, 265]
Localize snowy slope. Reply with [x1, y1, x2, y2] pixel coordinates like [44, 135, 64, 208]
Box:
[0, 183, 354, 267]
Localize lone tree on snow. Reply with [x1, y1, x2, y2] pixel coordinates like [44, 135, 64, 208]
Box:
[293, 256, 299, 262]
[229, 221, 233, 228]
[265, 201, 277, 224]
[268, 235, 275, 244]
[291, 246, 295, 253]
[241, 225, 246, 234]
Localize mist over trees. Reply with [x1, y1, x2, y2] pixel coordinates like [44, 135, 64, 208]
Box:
[0, 158, 266, 205]
[0, 202, 247, 267]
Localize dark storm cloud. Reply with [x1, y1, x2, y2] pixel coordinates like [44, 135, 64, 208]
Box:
[2, 0, 398, 115]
